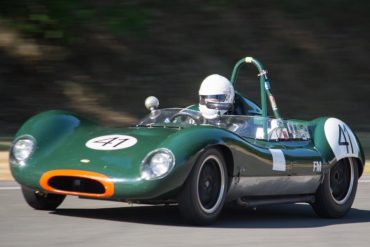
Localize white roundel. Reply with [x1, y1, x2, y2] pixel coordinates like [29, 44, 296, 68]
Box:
[86, 135, 137, 150]
[324, 118, 359, 161]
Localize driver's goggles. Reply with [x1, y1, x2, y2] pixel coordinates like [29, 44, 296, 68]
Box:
[199, 94, 227, 105]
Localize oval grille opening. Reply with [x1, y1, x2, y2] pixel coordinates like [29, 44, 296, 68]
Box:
[48, 176, 105, 194]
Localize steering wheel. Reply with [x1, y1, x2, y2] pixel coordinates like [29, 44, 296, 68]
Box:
[170, 112, 201, 125]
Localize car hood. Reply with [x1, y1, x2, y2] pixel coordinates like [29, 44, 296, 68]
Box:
[28, 126, 181, 178]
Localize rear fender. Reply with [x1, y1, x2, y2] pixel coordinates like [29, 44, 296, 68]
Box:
[311, 117, 365, 176]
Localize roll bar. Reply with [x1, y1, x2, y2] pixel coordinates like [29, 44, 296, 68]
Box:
[230, 57, 282, 120]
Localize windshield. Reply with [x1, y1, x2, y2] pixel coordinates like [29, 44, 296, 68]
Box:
[138, 108, 204, 127]
[138, 108, 310, 141]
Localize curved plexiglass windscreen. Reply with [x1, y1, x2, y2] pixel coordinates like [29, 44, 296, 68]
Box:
[138, 108, 204, 126]
[138, 108, 310, 141]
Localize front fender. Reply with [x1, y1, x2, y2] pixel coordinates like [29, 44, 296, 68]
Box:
[161, 126, 240, 188]
[13, 110, 91, 148]
[10, 111, 93, 187]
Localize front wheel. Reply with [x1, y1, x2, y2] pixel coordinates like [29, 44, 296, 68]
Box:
[22, 186, 66, 210]
[178, 148, 228, 225]
[312, 158, 358, 218]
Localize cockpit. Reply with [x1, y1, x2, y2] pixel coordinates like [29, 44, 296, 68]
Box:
[138, 108, 310, 141]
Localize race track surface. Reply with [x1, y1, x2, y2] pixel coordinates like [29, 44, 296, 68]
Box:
[1, 178, 370, 247]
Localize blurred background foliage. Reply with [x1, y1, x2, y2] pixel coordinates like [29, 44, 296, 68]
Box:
[0, 0, 369, 135]
[0, 0, 149, 44]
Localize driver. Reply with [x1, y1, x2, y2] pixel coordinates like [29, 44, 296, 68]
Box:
[199, 74, 235, 119]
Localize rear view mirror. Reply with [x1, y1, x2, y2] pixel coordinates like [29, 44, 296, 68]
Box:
[145, 96, 159, 111]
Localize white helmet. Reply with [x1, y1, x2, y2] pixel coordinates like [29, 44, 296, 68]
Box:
[199, 74, 235, 119]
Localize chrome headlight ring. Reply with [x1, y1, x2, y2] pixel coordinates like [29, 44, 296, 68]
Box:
[10, 135, 36, 165]
[141, 148, 175, 180]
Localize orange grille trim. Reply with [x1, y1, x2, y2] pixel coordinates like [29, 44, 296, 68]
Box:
[39, 170, 114, 198]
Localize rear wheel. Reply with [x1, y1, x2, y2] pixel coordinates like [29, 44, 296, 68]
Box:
[312, 158, 358, 218]
[178, 148, 228, 225]
[22, 186, 66, 210]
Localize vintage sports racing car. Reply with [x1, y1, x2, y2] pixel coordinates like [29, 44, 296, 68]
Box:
[9, 57, 365, 225]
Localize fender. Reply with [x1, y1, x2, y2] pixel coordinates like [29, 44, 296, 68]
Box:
[10, 111, 85, 189]
[311, 117, 365, 176]
[162, 126, 238, 180]
[14, 110, 85, 140]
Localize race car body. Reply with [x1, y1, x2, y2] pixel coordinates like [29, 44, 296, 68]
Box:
[9, 57, 365, 225]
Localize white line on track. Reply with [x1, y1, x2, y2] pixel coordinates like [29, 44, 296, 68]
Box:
[0, 187, 20, 190]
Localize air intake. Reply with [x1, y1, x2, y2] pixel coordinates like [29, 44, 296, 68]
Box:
[39, 170, 114, 198]
[48, 176, 105, 194]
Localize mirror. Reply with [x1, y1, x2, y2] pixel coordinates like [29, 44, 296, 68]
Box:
[145, 96, 159, 111]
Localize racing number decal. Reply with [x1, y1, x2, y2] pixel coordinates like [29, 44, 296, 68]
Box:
[324, 118, 359, 161]
[86, 135, 137, 150]
[93, 137, 130, 148]
[338, 124, 354, 154]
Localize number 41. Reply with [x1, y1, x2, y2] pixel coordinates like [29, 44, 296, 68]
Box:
[338, 124, 354, 154]
[94, 137, 129, 148]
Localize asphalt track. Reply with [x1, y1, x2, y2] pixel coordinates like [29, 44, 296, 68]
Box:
[1, 178, 370, 247]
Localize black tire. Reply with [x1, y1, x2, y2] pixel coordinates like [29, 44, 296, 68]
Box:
[178, 148, 228, 225]
[312, 158, 358, 218]
[22, 186, 66, 210]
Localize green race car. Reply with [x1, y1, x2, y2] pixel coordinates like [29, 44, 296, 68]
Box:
[9, 57, 365, 225]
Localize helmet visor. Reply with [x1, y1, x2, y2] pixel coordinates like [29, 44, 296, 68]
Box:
[199, 95, 227, 105]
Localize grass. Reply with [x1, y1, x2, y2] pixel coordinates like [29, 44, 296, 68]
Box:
[0, 137, 12, 151]
[357, 132, 370, 174]
[358, 132, 370, 157]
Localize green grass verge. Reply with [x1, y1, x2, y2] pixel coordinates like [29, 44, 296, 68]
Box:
[358, 132, 370, 153]
[0, 137, 12, 151]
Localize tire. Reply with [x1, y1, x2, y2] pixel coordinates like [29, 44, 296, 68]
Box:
[312, 158, 358, 218]
[178, 148, 228, 225]
[22, 186, 66, 210]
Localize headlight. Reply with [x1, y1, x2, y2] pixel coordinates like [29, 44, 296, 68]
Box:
[141, 148, 175, 180]
[11, 136, 36, 164]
